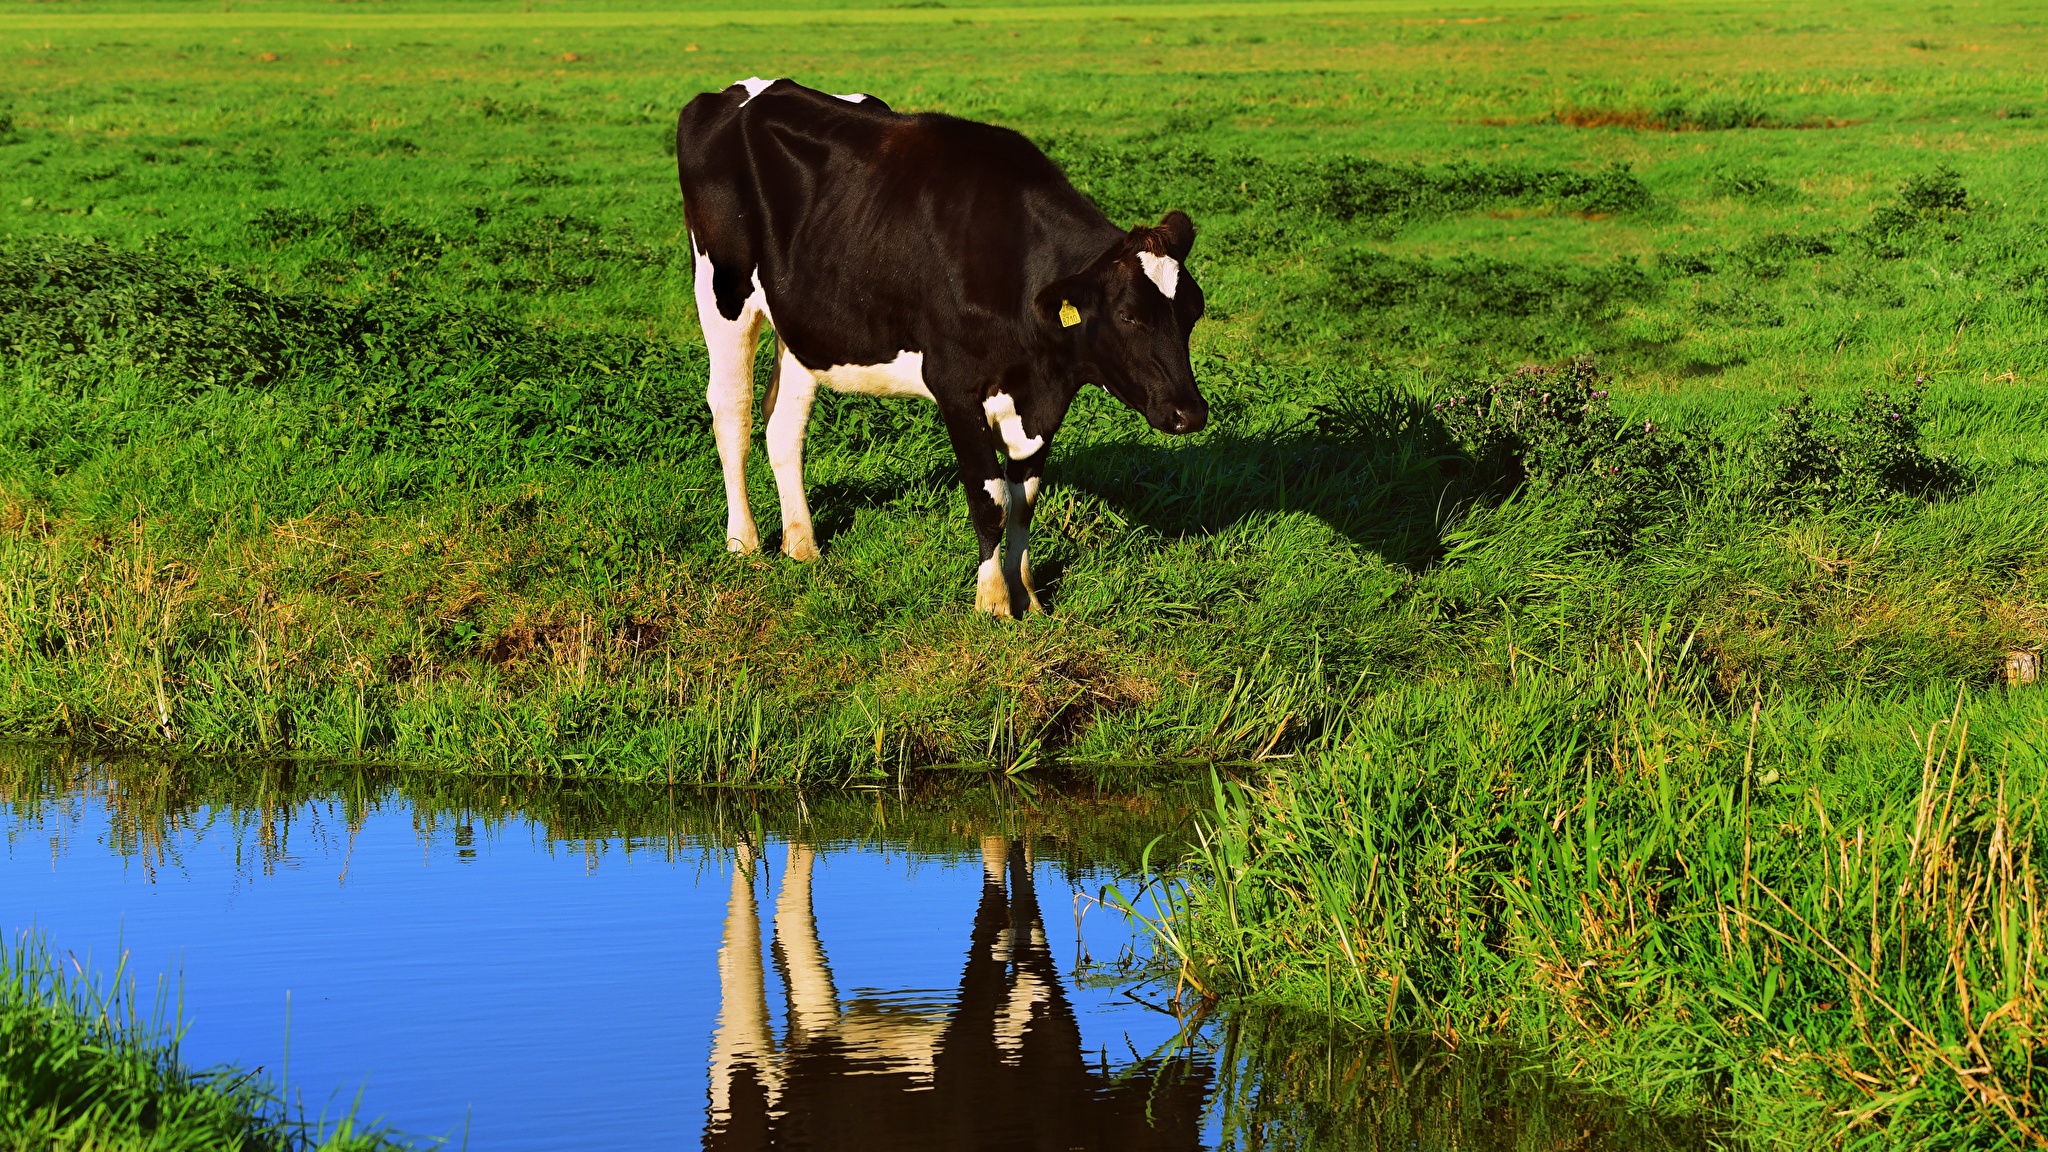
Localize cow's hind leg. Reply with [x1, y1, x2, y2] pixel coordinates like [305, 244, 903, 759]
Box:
[694, 241, 765, 553]
[765, 344, 821, 562]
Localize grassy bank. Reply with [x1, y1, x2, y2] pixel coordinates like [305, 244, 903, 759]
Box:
[0, 0, 2044, 778]
[0, 931, 405, 1151]
[1123, 668, 2048, 1148]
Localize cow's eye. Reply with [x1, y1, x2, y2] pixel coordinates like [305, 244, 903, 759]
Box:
[1117, 310, 1138, 325]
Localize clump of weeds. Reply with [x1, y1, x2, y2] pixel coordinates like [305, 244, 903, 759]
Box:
[1860, 165, 1973, 256]
[1755, 380, 1964, 509]
[1432, 359, 1699, 552]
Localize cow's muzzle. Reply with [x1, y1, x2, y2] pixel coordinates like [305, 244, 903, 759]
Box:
[1151, 400, 1207, 435]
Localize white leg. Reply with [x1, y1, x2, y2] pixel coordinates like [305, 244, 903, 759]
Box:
[765, 347, 820, 562]
[975, 479, 1013, 617]
[1004, 477, 1042, 614]
[981, 835, 1009, 887]
[694, 242, 764, 554]
[773, 844, 837, 1043]
[975, 556, 1011, 617]
[711, 844, 778, 1115]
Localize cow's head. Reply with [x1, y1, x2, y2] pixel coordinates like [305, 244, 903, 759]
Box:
[1037, 210, 1208, 435]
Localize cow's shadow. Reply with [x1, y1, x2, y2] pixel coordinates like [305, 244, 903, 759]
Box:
[797, 391, 1475, 607]
[1055, 393, 1467, 562]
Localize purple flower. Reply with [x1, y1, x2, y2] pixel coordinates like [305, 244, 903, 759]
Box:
[1916, 375, 1925, 384]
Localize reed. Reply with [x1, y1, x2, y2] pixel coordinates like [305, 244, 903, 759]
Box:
[1119, 657, 2048, 1148]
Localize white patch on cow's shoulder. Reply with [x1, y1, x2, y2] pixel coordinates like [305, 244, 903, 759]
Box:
[832, 92, 869, 103]
[734, 77, 778, 104]
[1137, 252, 1180, 300]
[981, 392, 1045, 460]
[813, 351, 932, 400]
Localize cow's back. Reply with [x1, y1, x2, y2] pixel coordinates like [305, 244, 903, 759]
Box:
[678, 79, 1116, 366]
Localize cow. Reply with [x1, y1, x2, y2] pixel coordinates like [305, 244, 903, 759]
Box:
[675, 77, 1209, 618]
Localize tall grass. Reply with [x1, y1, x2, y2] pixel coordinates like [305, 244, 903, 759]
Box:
[0, 931, 407, 1151]
[1118, 654, 2048, 1149]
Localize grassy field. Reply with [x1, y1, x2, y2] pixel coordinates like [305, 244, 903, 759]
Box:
[3, 1, 2047, 1143]
[1, 0, 2043, 778]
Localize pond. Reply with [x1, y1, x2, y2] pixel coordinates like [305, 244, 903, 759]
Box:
[1, 747, 1713, 1151]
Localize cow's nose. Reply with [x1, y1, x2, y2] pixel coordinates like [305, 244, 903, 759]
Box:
[1170, 404, 1208, 435]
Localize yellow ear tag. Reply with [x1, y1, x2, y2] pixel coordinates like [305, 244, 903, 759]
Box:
[1059, 300, 1081, 328]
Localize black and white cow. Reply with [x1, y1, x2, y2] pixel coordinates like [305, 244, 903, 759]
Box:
[675, 77, 1208, 617]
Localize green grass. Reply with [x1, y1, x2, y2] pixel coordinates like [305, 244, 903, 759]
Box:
[2, 6, 2047, 1139]
[0, 930, 407, 1151]
[1116, 664, 2048, 1149]
[1, 0, 2044, 778]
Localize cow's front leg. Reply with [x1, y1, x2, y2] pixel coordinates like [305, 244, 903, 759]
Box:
[937, 397, 1014, 617]
[764, 344, 820, 561]
[1002, 454, 1046, 615]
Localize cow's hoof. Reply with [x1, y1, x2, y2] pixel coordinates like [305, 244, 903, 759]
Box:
[726, 535, 759, 555]
[782, 528, 819, 562]
[974, 562, 1014, 618]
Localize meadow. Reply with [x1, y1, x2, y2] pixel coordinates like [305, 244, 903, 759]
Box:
[2, 0, 2043, 777]
[3, 0, 2047, 1143]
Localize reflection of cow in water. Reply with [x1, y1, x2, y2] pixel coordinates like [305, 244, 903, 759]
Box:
[707, 837, 1207, 1151]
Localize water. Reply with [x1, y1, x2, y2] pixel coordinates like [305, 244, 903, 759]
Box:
[2, 749, 1714, 1151]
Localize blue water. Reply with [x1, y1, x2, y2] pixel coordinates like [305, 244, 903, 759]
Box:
[3, 783, 1199, 1149]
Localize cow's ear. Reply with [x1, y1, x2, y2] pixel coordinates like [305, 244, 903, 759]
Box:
[1034, 274, 1099, 333]
[1152, 210, 1195, 261]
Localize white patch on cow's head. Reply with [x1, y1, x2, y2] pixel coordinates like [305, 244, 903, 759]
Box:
[734, 77, 778, 104]
[981, 392, 1045, 460]
[832, 92, 869, 103]
[1137, 251, 1180, 299]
